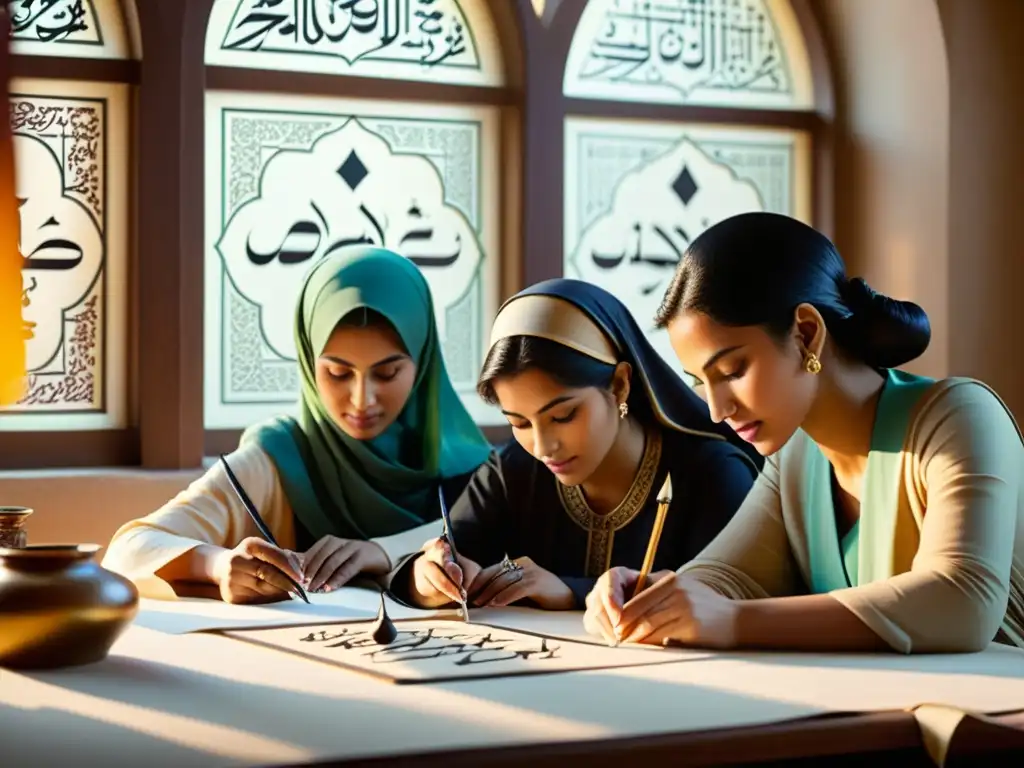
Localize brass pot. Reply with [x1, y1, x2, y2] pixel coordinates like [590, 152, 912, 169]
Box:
[0, 506, 32, 548]
[0, 544, 139, 669]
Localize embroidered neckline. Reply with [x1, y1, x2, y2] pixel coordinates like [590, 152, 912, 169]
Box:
[557, 429, 663, 577]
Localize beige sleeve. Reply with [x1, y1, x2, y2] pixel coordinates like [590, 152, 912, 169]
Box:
[101, 443, 295, 599]
[677, 456, 804, 599]
[830, 382, 1021, 653]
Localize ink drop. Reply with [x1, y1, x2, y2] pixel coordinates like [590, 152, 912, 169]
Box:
[371, 592, 398, 645]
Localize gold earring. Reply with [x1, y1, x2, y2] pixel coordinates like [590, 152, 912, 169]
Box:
[618, 401, 629, 419]
[804, 352, 822, 375]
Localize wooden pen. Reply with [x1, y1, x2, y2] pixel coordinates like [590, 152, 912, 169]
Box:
[630, 473, 673, 601]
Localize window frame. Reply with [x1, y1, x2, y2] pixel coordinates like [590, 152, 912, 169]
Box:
[2, 0, 833, 471]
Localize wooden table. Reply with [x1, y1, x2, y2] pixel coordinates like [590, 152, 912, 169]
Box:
[3, 599, 1024, 767]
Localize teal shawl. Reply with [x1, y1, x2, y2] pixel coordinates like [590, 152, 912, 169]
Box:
[804, 369, 936, 590]
[241, 247, 492, 541]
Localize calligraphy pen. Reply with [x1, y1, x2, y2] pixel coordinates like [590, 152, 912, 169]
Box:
[630, 473, 673, 601]
[437, 485, 470, 622]
[218, 454, 310, 604]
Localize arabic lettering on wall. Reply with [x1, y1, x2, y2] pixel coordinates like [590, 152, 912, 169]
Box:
[220, 0, 475, 69]
[577, 0, 790, 99]
[13, 132, 103, 375]
[8, 0, 98, 44]
[216, 117, 482, 362]
[570, 136, 763, 370]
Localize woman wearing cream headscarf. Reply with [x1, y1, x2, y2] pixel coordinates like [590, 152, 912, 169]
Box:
[390, 279, 763, 612]
[103, 247, 491, 603]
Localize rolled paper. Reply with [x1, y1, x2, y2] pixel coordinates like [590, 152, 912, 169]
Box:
[0, 17, 27, 406]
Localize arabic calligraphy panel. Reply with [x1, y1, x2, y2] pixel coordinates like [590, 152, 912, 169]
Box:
[563, 0, 813, 109]
[564, 117, 811, 381]
[0, 78, 129, 429]
[8, 0, 136, 60]
[204, 90, 502, 429]
[205, 0, 504, 87]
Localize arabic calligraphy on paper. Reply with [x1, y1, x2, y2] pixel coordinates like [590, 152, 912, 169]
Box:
[569, 137, 762, 369]
[225, 620, 677, 683]
[216, 118, 482, 362]
[219, 0, 479, 70]
[8, 0, 100, 45]
[572, 0, 791, 101]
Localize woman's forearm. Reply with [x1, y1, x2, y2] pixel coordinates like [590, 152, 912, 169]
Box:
[733, 593, 891, 652]
[154, 543, 226, 585]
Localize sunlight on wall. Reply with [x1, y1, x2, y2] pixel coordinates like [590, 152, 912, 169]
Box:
[0, 70, 26, 406]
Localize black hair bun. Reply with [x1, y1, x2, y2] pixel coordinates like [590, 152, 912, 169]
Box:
[835, 277, 931, 369]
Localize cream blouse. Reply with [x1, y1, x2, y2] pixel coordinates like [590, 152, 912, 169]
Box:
[102, 442, 437, 600]
[679, 377, 1024, 654]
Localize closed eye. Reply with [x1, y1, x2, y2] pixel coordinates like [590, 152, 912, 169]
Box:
[552, 408, 577, 424]
[373, 367, 400, 382]
[722, 363, 748, 381]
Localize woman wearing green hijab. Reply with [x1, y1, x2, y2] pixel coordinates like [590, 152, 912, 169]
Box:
[103, 247, 492, 603]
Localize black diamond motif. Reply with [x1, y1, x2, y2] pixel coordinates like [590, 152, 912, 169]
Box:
[672, 165, 698, 206]
[338, 150, 368, 190]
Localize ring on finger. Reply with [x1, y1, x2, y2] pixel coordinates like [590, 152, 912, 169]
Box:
[476, 565, 523, 603]
[255, 564, 266, 582]
[500, 554, 522, 575]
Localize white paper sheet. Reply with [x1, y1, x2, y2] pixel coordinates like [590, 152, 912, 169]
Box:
[223, 619, 681, 684]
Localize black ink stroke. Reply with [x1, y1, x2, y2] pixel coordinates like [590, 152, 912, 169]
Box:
[299, 626, 562, 667]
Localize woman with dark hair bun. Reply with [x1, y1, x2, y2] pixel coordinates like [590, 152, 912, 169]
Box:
[390, 278, 762, 612]
[584, 212, 1024, 654]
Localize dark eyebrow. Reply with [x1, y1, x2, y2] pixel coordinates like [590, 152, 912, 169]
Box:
[686, 345, 745, 376]
[320, 353, 408, 368]
[501, 395, 576, 420]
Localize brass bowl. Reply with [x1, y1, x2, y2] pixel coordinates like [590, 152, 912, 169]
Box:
[0, 544, 139, 669]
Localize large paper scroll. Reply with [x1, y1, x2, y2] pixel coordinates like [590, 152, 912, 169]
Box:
[224, 619, 683, 684]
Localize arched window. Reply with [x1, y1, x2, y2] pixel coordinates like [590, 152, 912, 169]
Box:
[0, 0, 137, 466]
[552, 0, 827, 375]
[202, 0, 518, 450]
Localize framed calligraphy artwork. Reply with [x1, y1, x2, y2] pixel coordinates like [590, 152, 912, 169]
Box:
[223, 619, 681, 684]
[564, 117, 812, 380]
[563, 0, 813, 109]
[205, 0, 504, 87]
[203, 90, 502, 429]
[0, 78, 129, 429]
[7, 0, 137, 60]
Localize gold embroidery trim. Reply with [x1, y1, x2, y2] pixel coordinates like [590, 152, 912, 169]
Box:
[557, 429, 663, 577]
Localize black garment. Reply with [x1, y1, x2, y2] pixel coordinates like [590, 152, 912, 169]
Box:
[390, 429, 758, 609]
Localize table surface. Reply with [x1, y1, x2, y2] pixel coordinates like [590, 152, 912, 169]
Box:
[4, 595, 1024, 768]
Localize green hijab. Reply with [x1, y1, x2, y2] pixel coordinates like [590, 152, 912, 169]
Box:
[241, 247, 492, 541]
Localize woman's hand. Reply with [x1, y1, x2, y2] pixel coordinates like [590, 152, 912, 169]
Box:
[409, 537, 482, 608]
[469, 556, 575, 611]
[585, 567, 739, 648]
[300, 536, 390, 593]
[583, 566, 674, 642]
[211, 537, 304, 604]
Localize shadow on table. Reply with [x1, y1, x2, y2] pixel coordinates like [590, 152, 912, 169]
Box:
[0, 700, 247, 768]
